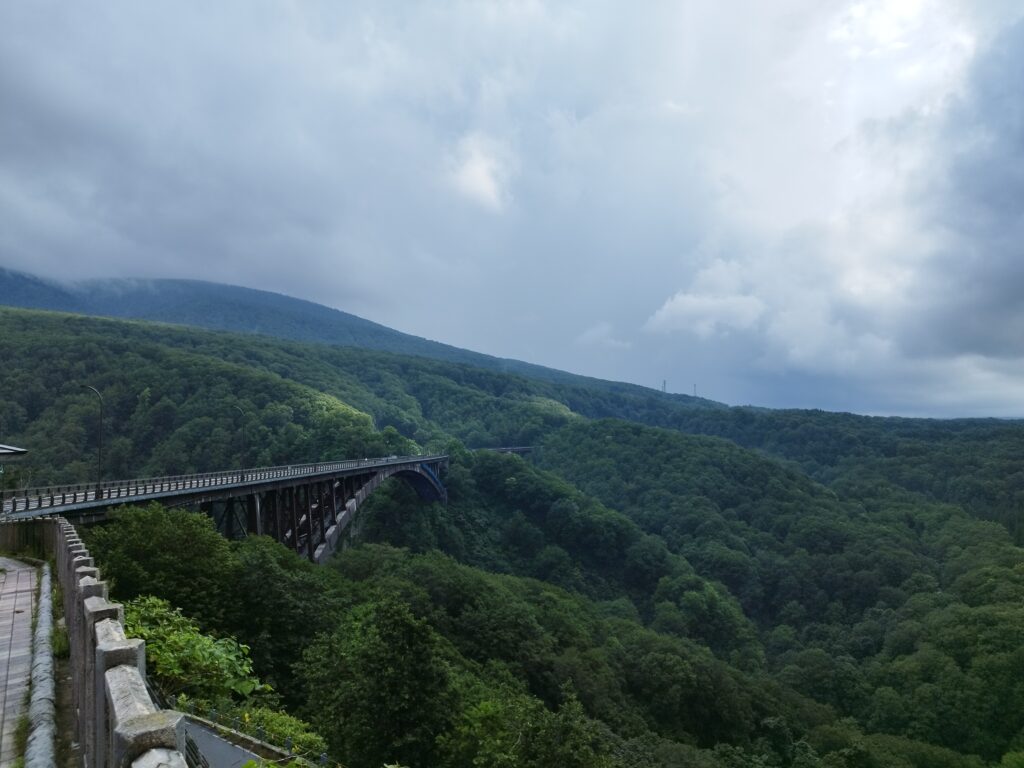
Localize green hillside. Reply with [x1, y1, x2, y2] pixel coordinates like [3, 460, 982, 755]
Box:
[537, 420, 1024, 759]
[0, 306, 723, 485]
[3, 305, 1024, 766]
[0, 267, 720, 407]
[639, 407, 1024, 543]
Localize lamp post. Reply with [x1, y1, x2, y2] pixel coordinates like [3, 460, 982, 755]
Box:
[82, 385, 104, 492]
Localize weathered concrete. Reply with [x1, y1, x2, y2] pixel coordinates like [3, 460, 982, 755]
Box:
[95, 620, 145, 768]
[85, 597, 123, 763]
[1, 518, 186, 768]
[0, 556, 35, 768]
[107, 667, 182, 766]
[132, 747, 187, 768]
[24, 563, 55, 768]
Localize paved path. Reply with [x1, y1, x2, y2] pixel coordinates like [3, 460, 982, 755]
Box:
[0, 557, 35, 768]
[183, 719, 264, 768]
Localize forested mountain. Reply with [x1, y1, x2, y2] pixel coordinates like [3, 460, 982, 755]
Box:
[14, 265, 1014, 540]
[3, 304, 1023, 766]
[0, 267, 720, 407]
[537, 421, 1024, 759]
[0, 307, 728, 483]
[628, 407, 1024, 545]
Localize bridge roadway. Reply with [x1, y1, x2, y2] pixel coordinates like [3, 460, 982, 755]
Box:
[0, 454, 448, 563]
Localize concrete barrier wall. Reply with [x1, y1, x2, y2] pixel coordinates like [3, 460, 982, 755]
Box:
[0, 518, 50, 559]
[25, 563, 55, 768]
[1, 518, 187, 768]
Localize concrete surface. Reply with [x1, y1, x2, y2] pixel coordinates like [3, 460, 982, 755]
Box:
[0, 557, 36, 767]
[183, 718, 264, 768]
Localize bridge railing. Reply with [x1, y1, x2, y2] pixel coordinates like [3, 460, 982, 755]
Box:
[1, 454, 446, 516]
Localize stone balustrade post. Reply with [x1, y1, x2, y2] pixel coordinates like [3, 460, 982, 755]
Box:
[95, 619, 145, 768]
[72, 572, 104, 747]
[106, 666, 182, 768]
[132, 749, 187, 768]
[84, 597, 122, 765]
[65, 546, 89, 616]
[69, 555, 96, 744]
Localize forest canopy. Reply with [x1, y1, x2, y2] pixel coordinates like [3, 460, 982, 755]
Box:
[4, 306, 1024, 767]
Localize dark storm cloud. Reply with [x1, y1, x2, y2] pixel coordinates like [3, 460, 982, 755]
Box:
[3, 1, 1024, 415]
[0, 0, 720, 351]
[1, 4, 456, 298]
[900, 18, 1024, 359]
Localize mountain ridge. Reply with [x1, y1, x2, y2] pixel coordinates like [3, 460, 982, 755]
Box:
[0, 267, 722, 409]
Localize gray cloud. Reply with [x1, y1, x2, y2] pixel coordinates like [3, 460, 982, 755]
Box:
[0, 1, 720, 350]
[898, 18, 1024, 359]
[3, 2, 1024, 416]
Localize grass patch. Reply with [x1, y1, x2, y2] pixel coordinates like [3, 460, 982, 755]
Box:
[51, 621, 69, 658]
[51, 576, 69, 656]
[14, 704, 29, 755]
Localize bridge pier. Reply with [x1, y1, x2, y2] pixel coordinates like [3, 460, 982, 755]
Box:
[246, 494, 261, 536]
[303, 484, 315, 562]
[270, 489, 282, 542]
[316, 482, 327, 554]
[284, 487, 295, 551]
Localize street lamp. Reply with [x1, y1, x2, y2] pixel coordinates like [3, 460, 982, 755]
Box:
[82, 385, 104, 490]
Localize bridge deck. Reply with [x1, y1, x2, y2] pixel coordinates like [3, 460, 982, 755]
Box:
[1, 454, 446, 521]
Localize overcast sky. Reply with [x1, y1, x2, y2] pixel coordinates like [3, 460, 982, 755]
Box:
[3, 1, 1023, 416]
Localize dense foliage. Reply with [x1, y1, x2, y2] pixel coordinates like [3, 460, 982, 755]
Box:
[0, 307, 713, 488]
[91, 507, 827, 766]
[538, 420, 1024, 761]
[124, 595, 265, 700]
[6, 305, 1024, 766]
[123, 593, 327, 755]
[0, 268, 720, 405]
[0, 309, 413, 486]
[639, 407, 1024, 545]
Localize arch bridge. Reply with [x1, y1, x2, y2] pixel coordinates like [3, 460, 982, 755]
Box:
[0, 454, 448, 563]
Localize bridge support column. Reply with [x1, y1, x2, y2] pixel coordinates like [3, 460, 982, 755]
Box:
[270, 489, 282, 543]
[330, 480, 339, 525]
[310, 484, 321, 556]
[304, 484, 315, 562]
[224, 499, 235, 539]
[246, 493, 262, 536]
[317, 482, 326, 547]
[288, 486, 299, 552]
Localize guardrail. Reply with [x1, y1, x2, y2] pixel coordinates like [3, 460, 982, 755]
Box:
[1, 454, 446, 517]
[1, 517, 188, 768]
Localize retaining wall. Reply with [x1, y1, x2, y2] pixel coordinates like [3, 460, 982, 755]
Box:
[0, 518, 187, 768]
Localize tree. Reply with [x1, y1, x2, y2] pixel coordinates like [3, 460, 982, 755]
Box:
[297, 597, 454, 768]
[86, 504, 240, 632]
[443, 686, 615, 768]
[124, 596, 263, 702]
